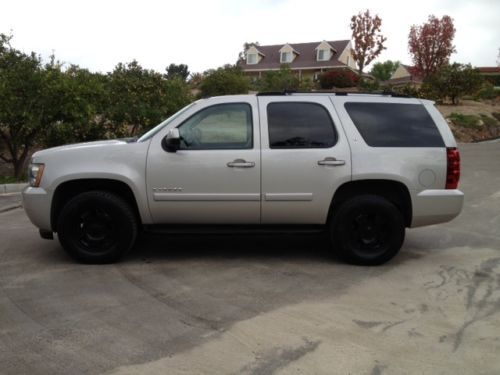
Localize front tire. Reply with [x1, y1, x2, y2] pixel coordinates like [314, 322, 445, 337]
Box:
[330, 195, 405, 265]
[57, 191, 138, 264]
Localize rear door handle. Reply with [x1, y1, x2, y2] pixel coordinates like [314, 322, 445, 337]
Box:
[318, 157, 345, 166]
[227, 159, 255, 168]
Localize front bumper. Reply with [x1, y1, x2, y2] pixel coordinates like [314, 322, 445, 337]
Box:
[22, 186, 52, 231]
[411, 189, 464, 227]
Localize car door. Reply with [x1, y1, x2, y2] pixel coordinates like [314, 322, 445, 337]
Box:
[258, 95, 351, 224]
[146, 97, 261, 224]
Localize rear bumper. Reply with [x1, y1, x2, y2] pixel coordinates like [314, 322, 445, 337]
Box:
[22, 186, 52, 231]
[411, 189, 464, 227]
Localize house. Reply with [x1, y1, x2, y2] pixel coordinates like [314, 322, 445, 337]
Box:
[386, 64, 423, 88]
[387, 65, 500, 89]
[238, 40, 358, 81]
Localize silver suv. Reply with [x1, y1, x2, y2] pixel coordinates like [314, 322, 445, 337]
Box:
[23, 92, 464, 265]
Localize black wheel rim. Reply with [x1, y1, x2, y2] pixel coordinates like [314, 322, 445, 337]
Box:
[349, 212, 390, 255]
[75, 205, 117, 253]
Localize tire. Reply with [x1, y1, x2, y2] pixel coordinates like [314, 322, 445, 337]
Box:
[57, 190, 138, 264]
[330, 194, 405, 265]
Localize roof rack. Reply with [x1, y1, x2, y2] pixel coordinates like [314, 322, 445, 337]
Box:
[256, 89, 297, 96]
[256, 89, 410, 98]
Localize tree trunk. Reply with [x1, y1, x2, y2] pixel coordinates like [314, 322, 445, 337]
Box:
[13, 154, 29, 180]
[0, 134, 30, 180]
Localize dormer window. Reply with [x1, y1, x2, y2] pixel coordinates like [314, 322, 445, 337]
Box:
[247, 53, 258, 65]
[281, 52, 293, 63]
[278, 43, 299, 64]
[245, 45, 264, 65]
[317, 49, 330, 61]
[315, 41, 336, 62]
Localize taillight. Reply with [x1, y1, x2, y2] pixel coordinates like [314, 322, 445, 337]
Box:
[446, 147, 460, 189]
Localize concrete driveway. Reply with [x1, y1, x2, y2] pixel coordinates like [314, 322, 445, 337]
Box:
[1, 141, 499, 375]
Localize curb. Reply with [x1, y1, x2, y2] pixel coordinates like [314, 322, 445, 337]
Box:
[0, 204, 22, 213]
[0, 183, 28, 194]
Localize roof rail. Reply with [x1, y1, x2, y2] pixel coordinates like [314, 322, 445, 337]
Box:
[256, 89, 411, 98]
[256, 89, 297, 96]
[335, 90, 410, 98]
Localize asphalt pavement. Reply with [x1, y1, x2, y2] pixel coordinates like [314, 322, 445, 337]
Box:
[0, 193, 22, 213]
[0, 141, 499, 374]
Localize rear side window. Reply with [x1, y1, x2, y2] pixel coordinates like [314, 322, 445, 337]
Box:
[344, 102, 444, 147]
[267, 102, 337, 148]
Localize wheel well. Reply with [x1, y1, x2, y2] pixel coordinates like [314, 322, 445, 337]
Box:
[51, 179, 142, 232]
[329, 180, 412, 227]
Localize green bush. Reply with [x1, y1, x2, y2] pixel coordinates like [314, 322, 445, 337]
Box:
[298, 77, 316, 91]
[199, 65, 249, 97]
[424, 63, 483, 104]
[475, 82, 498, 100]
[483, 74, 500, 87]
[448, 113, 482, 128]
[359, 79, 380, 92]
[258, 65, 300, 91]
[392, 84, 421, 98]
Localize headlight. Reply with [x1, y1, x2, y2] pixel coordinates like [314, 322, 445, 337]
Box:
[28, 163, 45, 187]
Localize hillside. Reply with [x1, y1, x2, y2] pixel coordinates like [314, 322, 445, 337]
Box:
[437, 99, 500, 142]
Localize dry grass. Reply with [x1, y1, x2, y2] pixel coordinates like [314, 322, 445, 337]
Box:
[437, 99, 499, 118]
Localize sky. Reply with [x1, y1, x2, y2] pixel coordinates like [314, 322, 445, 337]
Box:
[1, 0, 499, 74]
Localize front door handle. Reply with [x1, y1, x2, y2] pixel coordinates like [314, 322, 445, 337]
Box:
[227, 159, 255, 168]
[318, 157, 345, 166]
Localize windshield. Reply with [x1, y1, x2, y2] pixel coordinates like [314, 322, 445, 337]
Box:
[137, 102, 198, 142]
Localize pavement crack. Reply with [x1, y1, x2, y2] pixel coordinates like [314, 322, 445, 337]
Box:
[238, 338, 320, 375]
[353, 319, 406, 333]
[452, 257, 500, 351]
[115, 266, 222, 331]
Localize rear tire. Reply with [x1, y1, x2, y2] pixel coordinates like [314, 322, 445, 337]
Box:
[57, 190, 138, 264]
[330, 195, 405, 265]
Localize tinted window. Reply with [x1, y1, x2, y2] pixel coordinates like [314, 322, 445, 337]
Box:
[178, 103, 252, 150]
[267, 102, 337, 148]
[344, 102, 444, 147]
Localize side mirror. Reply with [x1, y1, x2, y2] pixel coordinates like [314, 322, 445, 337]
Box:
[162, 128, 181, 152]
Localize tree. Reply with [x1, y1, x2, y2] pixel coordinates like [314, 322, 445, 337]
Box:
[165, 63, 189, 81]
[0, 33, 115, 179]
[0, 34, 47, 178]
[319, 70, 360, 89]
[42, 64, 109, 148]
[105, 60, 191, 136]
[258, 65, 299, 91]
[423, 63, 483, 104]
[370, 60, 400, 81]
[0, 34, 193, 178]
[199, 65, 249, 97]
[188, 72, 203, 88]
[408, 15, 456, 78]
[350, 10, 387, 75]
[0, 34, 82, 178]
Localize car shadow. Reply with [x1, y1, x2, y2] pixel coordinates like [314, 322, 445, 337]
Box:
[126, 232, 333, 263]
[38, 230, 425, 267]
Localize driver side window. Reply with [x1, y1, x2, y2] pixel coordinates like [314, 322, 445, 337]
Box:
[178, 103, 253, 150]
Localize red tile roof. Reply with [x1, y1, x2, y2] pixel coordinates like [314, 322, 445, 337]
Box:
[478, 67, 500, 74]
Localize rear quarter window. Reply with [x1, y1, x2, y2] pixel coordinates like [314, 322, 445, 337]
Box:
[344, 102, 445, 147]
